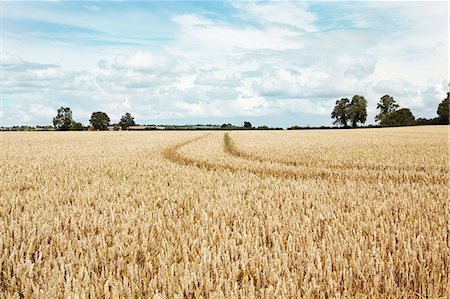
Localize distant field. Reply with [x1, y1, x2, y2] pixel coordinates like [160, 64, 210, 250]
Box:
[0, 126, 448, 297]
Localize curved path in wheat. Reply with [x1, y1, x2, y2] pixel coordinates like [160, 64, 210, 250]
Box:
[223, 132, 447, 185]
[161, 132, 446, 185]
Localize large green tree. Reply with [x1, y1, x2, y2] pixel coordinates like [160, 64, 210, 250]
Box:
[375, 95, 399, 123]
[53, 107, 74, 130]
[437, 93, 449, 124]
[379, 108, 415, 126]
[119, 112, 136, 130]
[331, 98, 350, 127]
[89, 111, 110, 130]
[348, 95, 367, 127]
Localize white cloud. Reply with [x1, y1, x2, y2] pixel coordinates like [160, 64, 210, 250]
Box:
[172, 14, 304, 54]
[112, 52, 175, 72]
[25, 67, 68, 81]
[1, 52, 24, 65]
[233, 2, 317, 32]
[372, 79, 417, 98]
[2, 103, 55, 125]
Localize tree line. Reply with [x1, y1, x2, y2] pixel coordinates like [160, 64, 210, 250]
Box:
[331, 93, 449, 127]
[51, 92, 449, 131]
[52, 109, 261, 131]
[53, 109, 136, 131]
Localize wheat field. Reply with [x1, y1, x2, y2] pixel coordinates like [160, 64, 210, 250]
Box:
[0, 126, 448, 298]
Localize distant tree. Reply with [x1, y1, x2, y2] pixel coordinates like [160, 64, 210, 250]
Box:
[69, 122, 85, 131]
[379, 108, 415, 126]
[331, 98, 350, 127]
[437, 93, 449, 124]
[119, 112, 136, 130]
[89, 111, 110, 130]
[416, 117, 437, 125]
[375, 95, 399, 123]
[53, 107, 74, 130]
[348, 95, 367, 127]
[243, 121, 252, 128]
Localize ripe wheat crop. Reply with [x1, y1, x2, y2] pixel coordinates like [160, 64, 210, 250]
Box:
[0, 126, 448, 298]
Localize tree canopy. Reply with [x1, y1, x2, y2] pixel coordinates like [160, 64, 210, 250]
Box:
[89, 112, 110, 130]
[375, 95, 416, 126]
[70, 122, 85, 131]
[331, 98, 350, 127]
[379, 108, 415, 126]
[437, 93, 449, 124]
[331, 96, 367, 128]
[348, 95, 367, 127]
[119, 112, 136, 130]
[376, 95, 399, 123]
[53, 107, 74, 130]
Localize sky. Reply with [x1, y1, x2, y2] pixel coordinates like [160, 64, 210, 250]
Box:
[1, 0, 448, 128]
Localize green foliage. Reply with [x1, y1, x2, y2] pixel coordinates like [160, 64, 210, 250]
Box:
[331, 98, 350, 127]
[69, 122, 85, 131]
[331, 95, 367, 128]
[119, 112, 136, 130]
[437, 93, 449, 124]
[376, 95, 399, 123]
[415, 117, 439, 125]
[89, 111, 110, 130]
[375, 95, 416, 127]
[243, 121, 252, 128]
[379, 108, 415, 126]
[53, 107, 74, 130]
[348, 95, 367, 127]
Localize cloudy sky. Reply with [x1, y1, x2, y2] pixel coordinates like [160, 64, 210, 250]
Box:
[1, 0, 448, 127]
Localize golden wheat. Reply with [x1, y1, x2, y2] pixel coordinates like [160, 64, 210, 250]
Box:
[0, 126, 448, 298]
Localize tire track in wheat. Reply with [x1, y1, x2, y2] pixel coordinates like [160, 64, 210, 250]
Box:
[162, 134, 445, 185]
[224, 133, 444, 173]
[223, 132, 447, 185]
